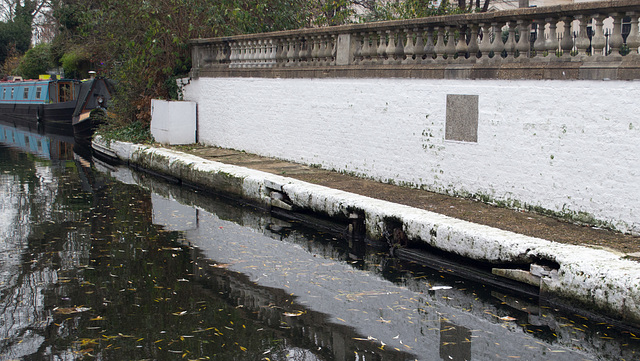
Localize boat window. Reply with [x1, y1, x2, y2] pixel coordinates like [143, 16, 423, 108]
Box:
[23, 88, 29, 99]
[35, 86, 42, 99]
[2, 89, 5, 99]
[58, 82, 73, 102]
[11, 88, 14, 99]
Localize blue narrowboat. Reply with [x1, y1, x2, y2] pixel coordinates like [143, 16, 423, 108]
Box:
[0, 76, 113, 138]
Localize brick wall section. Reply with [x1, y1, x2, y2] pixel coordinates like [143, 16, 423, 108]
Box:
[183, 77, 640, 234]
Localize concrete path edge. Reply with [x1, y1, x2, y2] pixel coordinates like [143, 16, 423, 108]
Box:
[93, 136, 640, 325]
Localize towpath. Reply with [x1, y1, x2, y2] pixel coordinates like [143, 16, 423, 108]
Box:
[171, 144, 640, 259]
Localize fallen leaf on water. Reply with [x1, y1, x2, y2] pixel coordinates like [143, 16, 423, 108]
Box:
[430, 286, 452, 291]
[283, 311, 305, 317]
[211, 263, 230, 269]
[499, 316, 517, 321]
[54, 307, 91, 315]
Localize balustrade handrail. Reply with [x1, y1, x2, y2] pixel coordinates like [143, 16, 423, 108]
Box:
[189, 0, 640, 80]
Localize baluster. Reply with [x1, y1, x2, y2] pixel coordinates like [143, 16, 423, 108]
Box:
[294, 37, 303, 66]
[236, 42, 244, 67]
[228, 42, 238, 68]
[285, 38, 295, 66]
[261, 40, 269, 67]
[626, 12, 640, 57]
[295, 37, 304, 66]
[352, 33, 362, 65]
[533, 19, 546, 58]
[251, 40, 259, 67]
[444, 26, 456, 61]
[275, 39, 286, 67]
[237, 41, 246, 68]
[310, 36, 320, 66]
[376, 31, 387, 64]
[395, 30, 405, 64]
[433, 26, 446, 61]
[467, 24, 479, 61]
[266, 39, 276, 67]
[456, 25, 469, 61]
[321, 35, 331, 66]
[258, 40, 267, 67]
[316, 36, 326, 66]
[241, 41, 250, 68]
[298, 37, 309, 66]
[232, 42, 241, 67]
[213, 44, 222, 65]
[491, 22, 505, 59]
[609, 13, 624, 57]
[287, 37, 298, 66]
[223, 43, 231, 64]
[222, 43, 229, 67]
[243, 41, 251, 68]
[329, 34, 337, 65]
[247, 40, 256, 67]
[516, 20, 531, 59]
[591, 15, 606, 57]
[213, 44, 220, 65]
[293, 37, 302, 66]
[504, 21, 517, 59]
[322, 35, 334, 66]
[264, 39, 273, 67]
[360, 32, 371, 64]
[414, 28, 425, 63]
[256, 40, 263, 67]
[423, 27, 435, 62]
[544, 18, 559, 58]
[478, 23, 492, 60]
[574, 15, 590, 58]
[385, 30, 397, 65]
[403, 28, 415, 64]
[559, 17, 573, 58]
[248, 40, 256, 67]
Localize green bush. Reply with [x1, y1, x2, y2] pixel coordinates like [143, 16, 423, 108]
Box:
[16, 43, 52, 79]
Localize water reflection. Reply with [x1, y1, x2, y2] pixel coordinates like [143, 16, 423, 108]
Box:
[0, 121, 88, 359]
[1, 122, 639, 360]
[135, 171, 640, 361]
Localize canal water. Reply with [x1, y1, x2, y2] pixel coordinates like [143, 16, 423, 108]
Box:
[1, 122, 640, 361]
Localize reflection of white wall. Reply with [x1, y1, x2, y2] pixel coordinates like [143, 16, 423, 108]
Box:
[184, 77, 640, 235]
[151, 193, 198, 231]
[177, 202, 602, 360]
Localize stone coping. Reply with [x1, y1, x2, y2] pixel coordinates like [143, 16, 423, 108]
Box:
[194, 60, 640, 80]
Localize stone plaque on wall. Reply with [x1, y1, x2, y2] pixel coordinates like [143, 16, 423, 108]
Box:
[445, 94, 478, 143]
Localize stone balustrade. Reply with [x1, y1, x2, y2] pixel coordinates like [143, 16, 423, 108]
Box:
[190, 0, 640, 80]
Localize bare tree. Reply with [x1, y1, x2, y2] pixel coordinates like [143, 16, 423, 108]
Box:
[0, 0, 50, 22]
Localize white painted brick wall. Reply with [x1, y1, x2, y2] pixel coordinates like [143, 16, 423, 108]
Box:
[183, 77, 640, 235]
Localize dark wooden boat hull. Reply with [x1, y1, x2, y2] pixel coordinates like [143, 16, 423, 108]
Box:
[0, 102, 75, 134]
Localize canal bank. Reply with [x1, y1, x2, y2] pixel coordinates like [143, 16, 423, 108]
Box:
[92, 136, 640, 327]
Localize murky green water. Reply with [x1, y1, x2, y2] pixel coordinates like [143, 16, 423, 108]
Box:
[1, 122, 640, 361]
